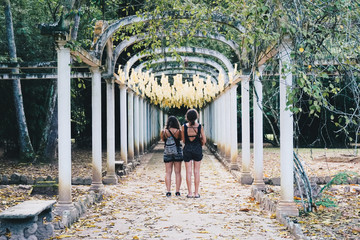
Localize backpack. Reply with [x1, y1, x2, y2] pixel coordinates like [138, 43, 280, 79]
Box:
[164, 130, 179, 155]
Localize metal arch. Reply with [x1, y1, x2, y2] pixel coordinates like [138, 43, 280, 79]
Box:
[152, 70, 217, 83]
[134, 56, 228, 82]
[125, 47, 234, 82]
[109, 31, 240, 75]
[148, 64, 218, 80]
[91, 12, 245, 61]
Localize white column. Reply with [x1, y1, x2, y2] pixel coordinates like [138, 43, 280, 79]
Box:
[277, 36, 299, 217]
[214, 100, 219, 149]
[139, 98, 144, 154]
[119, 85, 128, 164]
[90, 67, 104, 191]
[219, 95, 226, 156]
[144, 102, 148, 151]
[225, 90, 231, 160]
[127, 90, 134, 162]
[252, 67, 265, 190]
[103, 79, 117, 184]
[56, 40, 74, 210]
[134, 94, 140, 157]
[241, 77, 252, 184]
[160, 110, 164, 133]
[230, 86, 239, 170]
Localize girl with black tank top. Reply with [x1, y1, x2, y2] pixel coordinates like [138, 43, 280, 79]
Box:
[181, 109, 206, 198]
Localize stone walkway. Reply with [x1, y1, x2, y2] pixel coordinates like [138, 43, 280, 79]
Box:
[55, 144, 293, 239]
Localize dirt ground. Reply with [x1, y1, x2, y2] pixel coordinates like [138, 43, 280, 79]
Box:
[0, 145, 359, 239]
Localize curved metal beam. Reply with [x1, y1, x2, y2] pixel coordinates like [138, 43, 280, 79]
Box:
[152, 70, 216, 83]
[91, 12, 245, 60]
[134, 56, 228, 82]
[109, 32, 240, 74]
[125, 47, 233, 82]
[149, 64, 218, 80]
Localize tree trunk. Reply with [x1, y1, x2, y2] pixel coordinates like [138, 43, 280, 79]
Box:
[4, 0, 35, 161]
[38, 81, 58, 162]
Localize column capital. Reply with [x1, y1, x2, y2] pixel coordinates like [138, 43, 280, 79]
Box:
[90, 66, 101, 74]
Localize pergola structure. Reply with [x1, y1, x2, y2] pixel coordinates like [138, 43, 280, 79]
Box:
[53, 13, 298, 218]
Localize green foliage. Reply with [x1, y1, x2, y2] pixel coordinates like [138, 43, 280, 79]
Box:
[319, 171, 358, 195]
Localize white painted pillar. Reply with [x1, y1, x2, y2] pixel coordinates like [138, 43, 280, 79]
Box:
[57, 40, 74, 210]
[139, 98, 144, 154]
[230, 86, 239, 170]
[252, 67, 265, 190]
[134, 94, 140, 157]
[144, 102, 148, 151]
[127, 90, 134, 162]
[277, 36, 299, 217]
[214, 100, 219, 149]
[104, 79, 117, 184]
[90, 67, 104, 191]
[219, 95, 225, 156]
[160, 110, 164, 138]
[241, 76, 252, 184]
[225, 90, 232, 160]
[119, 85, 128, 164]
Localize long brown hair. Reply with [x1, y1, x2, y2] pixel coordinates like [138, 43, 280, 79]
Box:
[186, 109, 198, 126]
[166, 116, 180, 129]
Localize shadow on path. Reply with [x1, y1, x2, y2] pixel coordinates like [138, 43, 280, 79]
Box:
[55, 144, 293, 239]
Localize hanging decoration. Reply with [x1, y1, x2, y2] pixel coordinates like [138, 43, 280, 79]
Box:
[116, 64, 238, 109]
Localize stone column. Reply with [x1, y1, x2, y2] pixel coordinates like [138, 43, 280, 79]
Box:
[90, 67, 104, 191]
[144, 102, 148, 151]
[252, 67, 265, 190]
[134, 94, 140, 157]
[119, 84, 128, 164]
[103, 79, 117, 184]
[230, 86, 239, 170]
[225, 90, 232, 160]
[241, 76, 252, 184]
[56, 40, 74, 210]
[219, 95, 226, 156]
[277, 36, 299, 217]
[139, 98, 144, 154]
[127, 90, 134, 162]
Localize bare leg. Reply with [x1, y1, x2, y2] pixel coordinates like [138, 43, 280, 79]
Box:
[174, 161, 182, 193]
[165, 162, 174, 192]
[185, 161, 193, 196]
[193, 161, 201, 196]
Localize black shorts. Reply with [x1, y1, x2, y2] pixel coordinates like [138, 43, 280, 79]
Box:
[183, 144, 203, 162]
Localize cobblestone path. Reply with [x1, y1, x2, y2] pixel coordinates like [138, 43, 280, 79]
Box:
[55, 144, 293, 239]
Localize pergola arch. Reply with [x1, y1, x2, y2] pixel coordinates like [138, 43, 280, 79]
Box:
[108, 31, 240, 76]
[134, 56, 226, 82]
[149, 64, 219, 81]
[152, 70, 217, 82]
[91, 11, 245, 61]
[124, 47, 234, 82]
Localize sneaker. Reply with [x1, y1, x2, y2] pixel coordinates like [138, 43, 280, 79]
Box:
[166, 192, 171, 197]
[175, 192, 181, 196]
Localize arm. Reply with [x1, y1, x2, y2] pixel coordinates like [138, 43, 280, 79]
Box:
[181, 125, 185, 143]
[160, 128, 166, 141]
[200, 126, 206, 146]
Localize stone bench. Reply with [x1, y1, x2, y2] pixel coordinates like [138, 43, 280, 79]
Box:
[0, 200, 56, 240]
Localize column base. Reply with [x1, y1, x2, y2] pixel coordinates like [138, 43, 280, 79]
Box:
[276, 200, 299, 218]
[230, 163, 239, 171]
[252, 179, 266, 191]
[240, 172, 253, 185]
[103, 174, 118, 184]
[90, 182, 104, 191]
[54, 202, 75, 215]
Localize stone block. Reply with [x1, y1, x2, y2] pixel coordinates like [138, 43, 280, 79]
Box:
[83, 177, 92, 185]
[31, 181, 58, 195]
[316, 177, 325, 185]
[324, 176, 332, 184]
[1, 175, 9, 185]
[72, 177, 83, 185]
[27, 178, 35, 185]
[20, 175, 28, 184]
[348, 177, 357, 184]
[35, 177, 45, 184]
[271, 177, 281, 186]
[24, 223, 38, 237]
[10, 173, 21, 184]
[45, 176, 53, 181]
